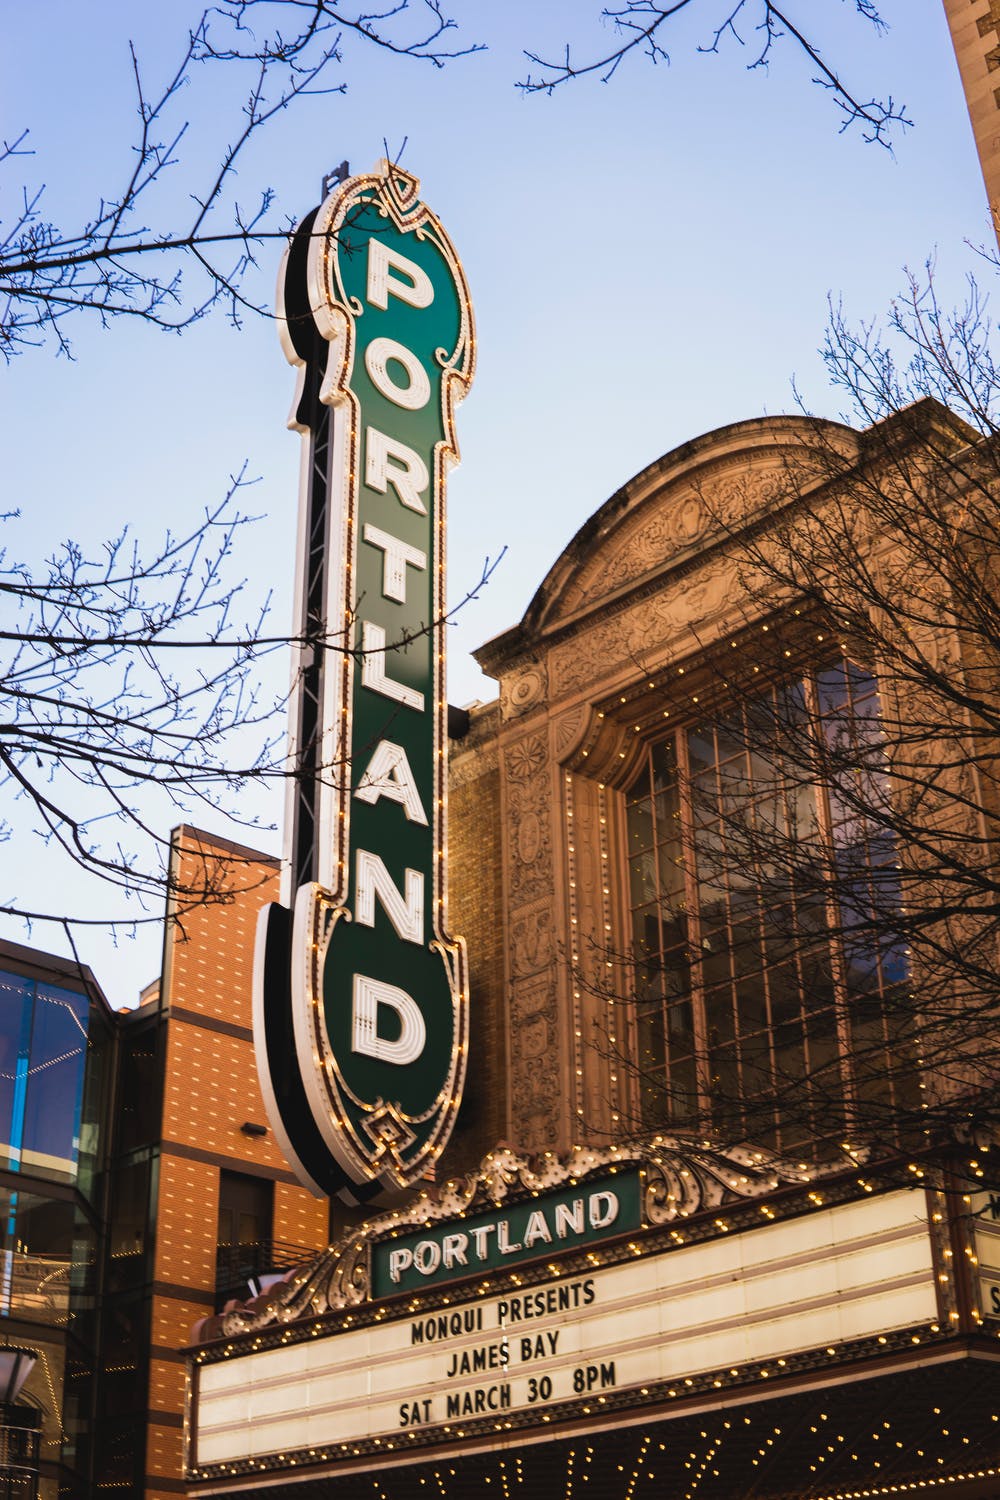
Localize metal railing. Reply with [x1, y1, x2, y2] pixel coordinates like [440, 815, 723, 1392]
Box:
[214, 1239, 318, 1306]
[0, 1404, 39, 1500]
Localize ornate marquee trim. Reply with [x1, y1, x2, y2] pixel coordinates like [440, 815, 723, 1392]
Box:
[195, 1135, 842, 1343]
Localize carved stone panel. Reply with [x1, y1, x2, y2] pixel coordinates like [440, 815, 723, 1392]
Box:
[508, 976, 561, 1152]
[501, 663, 548, 720]
[504, 733, 552, 909]
[509, 900, 555, 980]
[501, 719, 563, 1149]
[548, 562, 737, 699]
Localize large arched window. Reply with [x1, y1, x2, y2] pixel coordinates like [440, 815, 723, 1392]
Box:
[624, 658, 913, 1154]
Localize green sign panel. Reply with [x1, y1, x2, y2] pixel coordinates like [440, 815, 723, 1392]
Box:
[254, 163, 474, 1202]
[372, 1171, 643, 1297]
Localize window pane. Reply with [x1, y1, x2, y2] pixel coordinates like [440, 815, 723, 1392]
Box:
[650, 739, 678, 799]
[626, 794, 654, 854]
[715, 727, 745, 767]
[629, 850, 658, 908]
[773, 1017, 806, 1084]
[0, 971, 32, 1172]
[701, 936, 731, 992]
[666, 1000, 694, 1056]
[805, 1006, 840, 1084]
[656, 842, 685, 903]
[661, 943, 692, 1002]
[705, 987, 735, 1045]
[636, 1004, 666, 1075]
[631, 904, 660, 959]
[767, 961, 801, 1028]
[669, 1056, 698, 1118]
[22, 982, 89, 1180]
[687, 729, 715, 775]
[736, 974, 768, 1036]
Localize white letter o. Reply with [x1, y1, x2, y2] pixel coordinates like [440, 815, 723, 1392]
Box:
[365, 337, 431, 411]
[413, 1240, 441, 1276]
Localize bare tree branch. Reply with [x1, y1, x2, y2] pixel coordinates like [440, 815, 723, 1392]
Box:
[520, 2, 910, 147]
[0, 1, 483, 358]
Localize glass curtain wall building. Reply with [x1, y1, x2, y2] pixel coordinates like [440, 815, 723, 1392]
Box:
[0, 943, 117, 1500]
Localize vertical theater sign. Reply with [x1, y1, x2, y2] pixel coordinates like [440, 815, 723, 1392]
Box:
[254, 162, 474, 1203]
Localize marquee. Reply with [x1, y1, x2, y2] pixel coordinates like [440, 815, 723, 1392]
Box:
[185, 1140, 958, 1488]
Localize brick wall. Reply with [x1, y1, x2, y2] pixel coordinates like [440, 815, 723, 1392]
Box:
[144, 827, 328, 1499]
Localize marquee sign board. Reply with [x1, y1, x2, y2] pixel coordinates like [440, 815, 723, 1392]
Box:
[253, 162, 475, 1203]
[187, 1178, 941, 1483]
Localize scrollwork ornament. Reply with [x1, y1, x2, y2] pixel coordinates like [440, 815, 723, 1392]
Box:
[196, 1135, 829, 1340]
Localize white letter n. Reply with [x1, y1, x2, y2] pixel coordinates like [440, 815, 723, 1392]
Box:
[355, 849, 424, 944]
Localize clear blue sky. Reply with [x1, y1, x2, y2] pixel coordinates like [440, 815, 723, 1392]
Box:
[0, 1, 990, 1002]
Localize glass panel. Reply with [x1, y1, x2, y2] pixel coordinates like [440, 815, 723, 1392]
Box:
[77, 1005, 112, 1205]
[695, 821, 728, 929]
[804, 1006, 840, 1085]
[665, 1000, 694, 1056]
[661, 943, 692, 1003]
[0, 973, 95, 1185]
[848, 996, 889, 1102]
[817, 664, 849, 716]
[730, 908, 763, 968]
[667, 1054, 698, 1120]
[635, 1005, 666, 1078]
[735, 971, 768, 1036]
[626, 794, 654, 855]
[705, 987, 735, 1045]
[22, 982, 89, 1180]
[0, 971, 33, 1173]
[217, 1171, 273, 1249]
[631, 904, 660, 960]
[629, 850, 658, 908]
[640, 1070, 669, 1128]
[740, 1032, 773, 1097]
[116, 1025, 162, 1154]
[15, 1330, 65, 1471]
[701, 937, 731, 993]
[650, 738, 679, 799]
[691, 767, 720, 828]
[708, 1043, 739, 1106]
[107, 1159, 152, 1293]
[717, 758, 750, 822]
[799, 948, 836, 1011]
[656, 842, 685, 903]
[767, 961, 801, 1028]
[658, 902, 688, 952]
[773, 1017, 805, 1084]
[0, 1188, 76, 1328]
[715, 725, 746, 767]
[687, 728, 715, 775]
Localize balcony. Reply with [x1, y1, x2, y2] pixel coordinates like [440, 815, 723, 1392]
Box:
[214, 1239, 318, 1311]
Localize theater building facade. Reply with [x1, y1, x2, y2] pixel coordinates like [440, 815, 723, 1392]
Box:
[183, 404, 1000, 1498]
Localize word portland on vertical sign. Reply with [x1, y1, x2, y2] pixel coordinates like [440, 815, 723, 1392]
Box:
[253, 162, 475, 1203]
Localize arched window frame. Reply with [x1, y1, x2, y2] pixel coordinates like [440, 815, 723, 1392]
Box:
[613, 651, 912, 1156]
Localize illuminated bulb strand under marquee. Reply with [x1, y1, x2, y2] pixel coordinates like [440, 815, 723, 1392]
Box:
[253, 162, 474, 1202]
